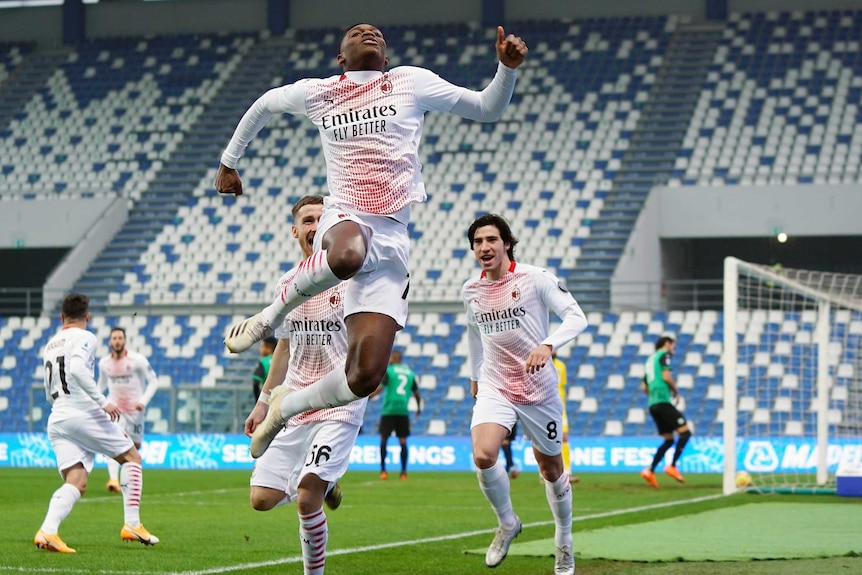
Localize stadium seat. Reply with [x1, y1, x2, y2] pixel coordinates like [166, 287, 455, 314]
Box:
[427, 419, 447, 435]
[445, 386, 466, 401]
[603, 420, 623, 436]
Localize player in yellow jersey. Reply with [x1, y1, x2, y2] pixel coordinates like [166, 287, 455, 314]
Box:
[552, 351, 579, 484]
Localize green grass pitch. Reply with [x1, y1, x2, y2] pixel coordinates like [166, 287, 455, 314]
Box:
[1, 468, 859, 574]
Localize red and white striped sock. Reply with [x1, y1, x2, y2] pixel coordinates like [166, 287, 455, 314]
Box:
[120, 461, 143, 526]
[262, 249, 340, 326]
[298, 508, 328, 575]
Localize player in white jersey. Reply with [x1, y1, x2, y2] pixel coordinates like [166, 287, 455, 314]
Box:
[98, 327, 160, 493]
[34, 294, 159, 554]
[461, 214, 587, 575]
[214, 23, 527, 459]
[244, 195, 366, 575]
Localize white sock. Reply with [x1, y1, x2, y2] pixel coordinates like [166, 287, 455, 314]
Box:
[120, 461, 143, 527]
[279, 368, 362, 421]
[477, 460, 517, 530]
[545, 472, 573, 548]
[299, 508, 328, 575]
[262, 250, 340, 327]
[40, 483, 81, 534]
[107, 458, 120, 481]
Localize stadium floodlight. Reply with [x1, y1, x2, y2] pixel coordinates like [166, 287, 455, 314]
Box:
[723, 257, 862, 495]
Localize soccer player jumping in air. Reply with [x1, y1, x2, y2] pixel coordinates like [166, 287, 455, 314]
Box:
[462, 214, 587, 575]
[214, 23, 527, 458]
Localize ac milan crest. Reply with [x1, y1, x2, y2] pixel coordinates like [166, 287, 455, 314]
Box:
[329, 292, 342, 309]
[380, 78, 393, 94]
[511, 287, 521, 301]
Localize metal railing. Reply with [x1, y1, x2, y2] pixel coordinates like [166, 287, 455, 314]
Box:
[6, 280, 727, 318]
[0, 288, 43, 317]
[610, 279, 724, 312]
[30, 384, 256, 434]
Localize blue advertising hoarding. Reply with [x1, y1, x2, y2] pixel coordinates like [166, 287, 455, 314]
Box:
[0, 433, 859, 473]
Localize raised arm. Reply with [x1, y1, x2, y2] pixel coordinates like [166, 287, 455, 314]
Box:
[446, 26, 527, 122]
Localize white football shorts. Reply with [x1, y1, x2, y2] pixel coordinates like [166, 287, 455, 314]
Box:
[47, 410, 135, 475]
[471, 389, 565, 457]
[250, 420, 360, 501]
[314, 201, 410, 329]
[117, 410, 146, 445]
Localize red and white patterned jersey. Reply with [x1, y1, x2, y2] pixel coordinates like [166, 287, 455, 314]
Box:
[222, 64, 517, 216]
[42, 326, 106, 420]
[273, 267, 366, 426]
[97, 350, 159, 414]
[462, 262, 588, 406]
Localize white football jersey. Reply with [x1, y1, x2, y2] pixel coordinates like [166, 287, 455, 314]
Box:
[42, 327, 106, 420]
[98, 350, 159, 414]
[462, 262, 588, 405]
[273, 267, 366, 426]
[222, 64, 517, 216]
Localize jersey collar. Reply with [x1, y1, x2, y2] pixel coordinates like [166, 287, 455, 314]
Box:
[480, 261, 516, 279]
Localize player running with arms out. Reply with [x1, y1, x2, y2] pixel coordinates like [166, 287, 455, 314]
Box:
[640, 335, 692, 488]
[35, 294, 158, 554]
[244, 195, 366, 575]
[214, 23, 527, 459]
[462, 214, 587, 575]
[98, 327, 160, 493]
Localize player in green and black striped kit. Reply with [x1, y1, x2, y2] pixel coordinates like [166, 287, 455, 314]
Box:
[640, 336, 692, 488]
[374, 349, 421, 480]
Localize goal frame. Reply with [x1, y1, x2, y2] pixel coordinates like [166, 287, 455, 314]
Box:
[721, 256, 862, 495]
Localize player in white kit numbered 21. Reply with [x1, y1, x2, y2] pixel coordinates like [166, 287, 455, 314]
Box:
[34, 294, 159, 554]
[462, 214, 587, 575]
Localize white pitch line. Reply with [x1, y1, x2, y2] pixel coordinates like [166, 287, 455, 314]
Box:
[1, 492, 725, 575]
[79, 488, 245, 504]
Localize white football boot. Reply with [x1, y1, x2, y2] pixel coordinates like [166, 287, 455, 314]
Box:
[485, 516, 521, 568]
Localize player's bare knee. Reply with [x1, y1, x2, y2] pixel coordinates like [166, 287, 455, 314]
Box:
[346, 363, 388, 397]
[473, 452, 498, 469]
[116, 447, 142, 465]
[327, 245, 365, 279]
[249, 491, 276, 511]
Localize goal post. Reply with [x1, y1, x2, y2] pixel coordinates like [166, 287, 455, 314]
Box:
[722, 257, 862, 495]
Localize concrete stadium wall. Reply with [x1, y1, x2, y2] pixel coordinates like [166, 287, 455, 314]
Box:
[0, 197, 118, 248]
[611, 184, 862, 309]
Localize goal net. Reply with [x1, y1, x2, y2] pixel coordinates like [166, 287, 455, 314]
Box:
[722, 257, 862, 495]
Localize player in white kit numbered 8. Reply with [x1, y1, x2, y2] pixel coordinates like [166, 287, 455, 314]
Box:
[462, 214, 587, 575]
[213, 23, 528, 459]
[244, 195, 366, 575]
[98, 327, 160, 493]
[35, 294, 158, 554]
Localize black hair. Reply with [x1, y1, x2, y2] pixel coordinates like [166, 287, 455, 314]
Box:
[655, 336, 675, 350]
[263, 336, 278, 349]
[110, 326, 126, 337]
[467, 213, 518, 261]
[61, 293, 89, 320]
